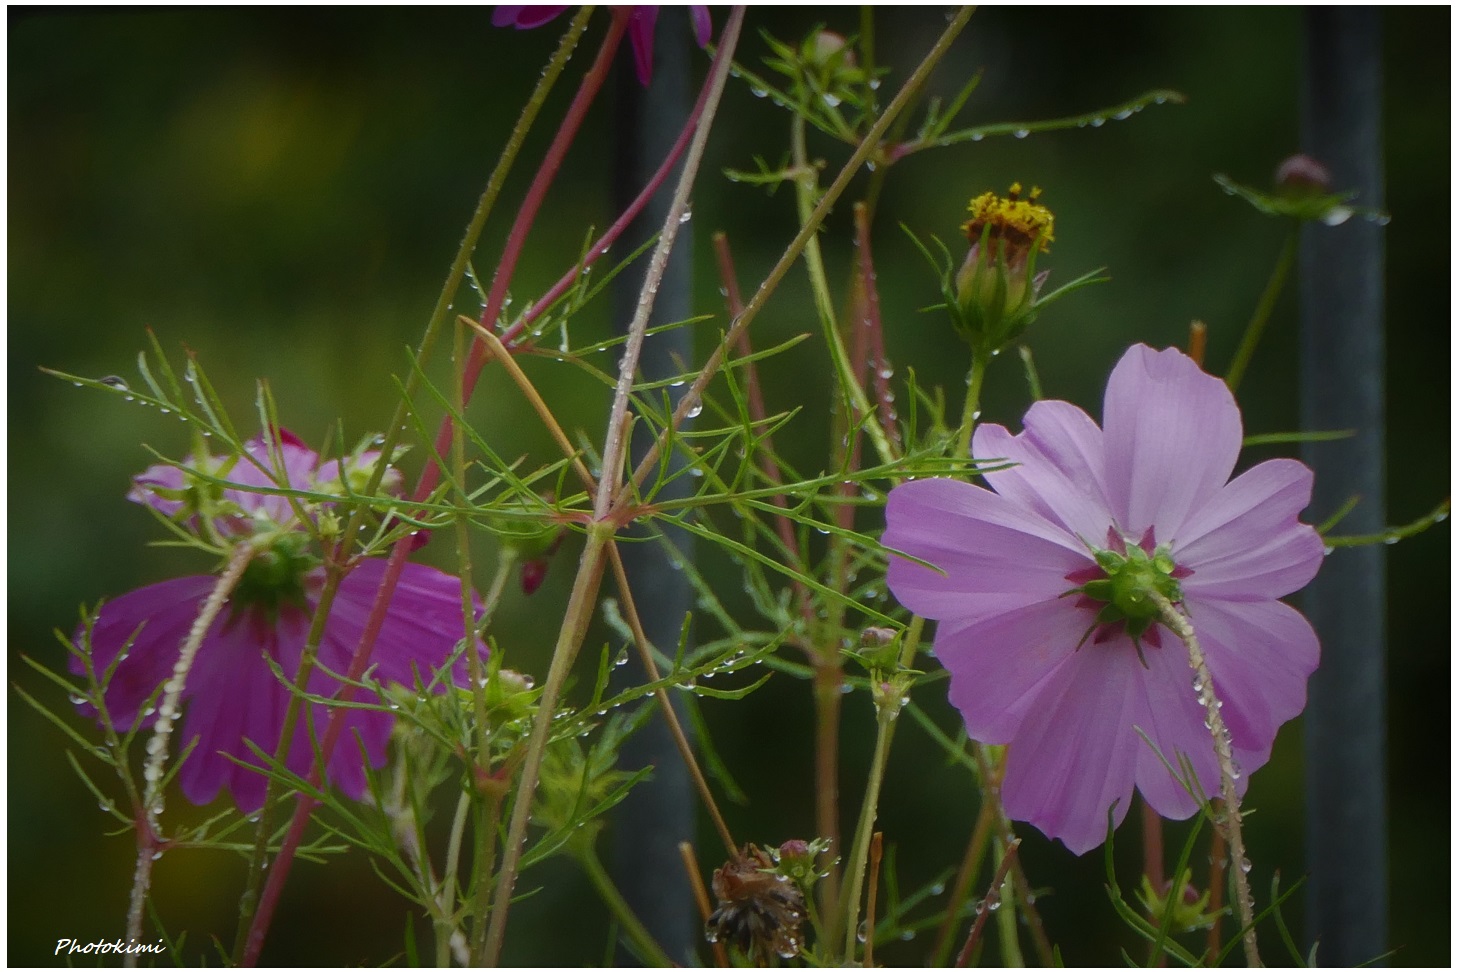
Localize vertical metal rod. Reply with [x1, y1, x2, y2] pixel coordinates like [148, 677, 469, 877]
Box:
[1299, 7, 1387, 967]
[609, 8, 697, 965]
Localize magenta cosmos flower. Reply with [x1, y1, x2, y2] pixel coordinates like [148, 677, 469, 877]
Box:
[492, 5, 713, 85]
[75, 429, 483, 812]
[883, 344, 1324, 854]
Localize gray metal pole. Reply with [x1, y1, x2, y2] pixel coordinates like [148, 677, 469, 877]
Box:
[609, 8, 697, 964]
[1299, 7, 1387, 967]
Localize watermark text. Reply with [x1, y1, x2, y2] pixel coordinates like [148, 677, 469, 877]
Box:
[55, 938, 168, 957]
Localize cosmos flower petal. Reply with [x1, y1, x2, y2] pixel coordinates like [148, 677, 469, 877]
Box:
[884, 478, 1089, 620]
[1175, 459, 1325, 600]
[316, 708, 397, 801]
[72, 576, 219, 727]
[974, 400, 1113, 541]
[1128, 634, 1229, 819]
[1102, 345, 1241, 540]
[127, 462, 191, 518]
[1185, 597, 1318, 753]
[493, 5, 569, 29]
[627, 7, 660, 85]
[690, 6, 712, 47]
[1000, 647, 1144, 855]
[323, 558, 484, 689]
[176, 610, 305, 810]
[938, 602, 1092, 743]
[224, 429, 320, 525]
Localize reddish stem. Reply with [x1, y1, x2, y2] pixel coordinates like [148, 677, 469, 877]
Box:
[1143, 798, 1167, 967]
[954, 838, 1022, 968]
[497, 35, 719, 351]
[852, 203, 900, 455]
[710, 232, 805, 576]
[1188, 319, 1208, 367]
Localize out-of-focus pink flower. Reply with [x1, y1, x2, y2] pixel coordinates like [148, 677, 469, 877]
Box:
[883, 345, 1324, 854]
[76, 430, 482, 811]
[492, 5, 712, 85]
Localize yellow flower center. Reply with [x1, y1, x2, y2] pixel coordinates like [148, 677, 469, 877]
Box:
[961, 183, 1055, 254]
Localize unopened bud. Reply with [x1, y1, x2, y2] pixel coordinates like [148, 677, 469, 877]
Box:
[808, 30, 854, 68]
[776, 839, 812, 864]
[1275, 153, 1332, 195]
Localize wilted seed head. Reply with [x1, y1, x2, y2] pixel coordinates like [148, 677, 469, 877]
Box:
[705, 845, 807, 961]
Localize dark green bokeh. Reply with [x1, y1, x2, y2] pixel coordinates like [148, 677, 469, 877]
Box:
[9, 8, 1447, 966]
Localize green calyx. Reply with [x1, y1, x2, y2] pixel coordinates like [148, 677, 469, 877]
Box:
[1076, 539, 1185, 649]
[232, 532, 318, 619]
[952, 224, 1044, 354]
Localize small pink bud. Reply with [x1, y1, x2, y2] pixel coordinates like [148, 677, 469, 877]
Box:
[521, 558, 549, 595]
[1275, 154, 1332, 194]
[777, 839, 811, 862]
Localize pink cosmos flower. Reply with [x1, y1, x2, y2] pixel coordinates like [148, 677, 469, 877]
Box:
[75, 430, 483, 812]
[492, 5, 713, 86]
[883, 345, 1324, 854]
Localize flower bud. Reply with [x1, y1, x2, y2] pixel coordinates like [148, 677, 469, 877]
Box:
[485, 668, 536, 719]
[1138, 871, 1215, 933]
[1275, 153, 1332, 196]
[487, 493, 566, 594]
[806, 30, 854, 69]
[776, 839, 812, 864]
[953, 184, 1054, 353]
[1216, 155, 1377, 226]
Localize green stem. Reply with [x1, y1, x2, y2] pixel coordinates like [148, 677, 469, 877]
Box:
[790, 116, 896, 469]
[993, 838, 1024, 967]
[1224, 230, 1297, 394]
[837, 616, 925, 962]
[438, 790, 472, 967]
[812, 652, 845, 943]
[478, 530, 610, 965]
[841, 701, 898, 961]
[958, 350, 991, 458]
[577, 841, 674, 967]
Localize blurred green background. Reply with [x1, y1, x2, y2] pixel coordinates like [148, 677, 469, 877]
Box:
[9, 7, 1448, 966]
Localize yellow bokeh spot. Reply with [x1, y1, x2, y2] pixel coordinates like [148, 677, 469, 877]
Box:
[962, 184, 1055, 253]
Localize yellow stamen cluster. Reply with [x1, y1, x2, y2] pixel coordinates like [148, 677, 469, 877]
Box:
[961, 183, 1055, 253]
